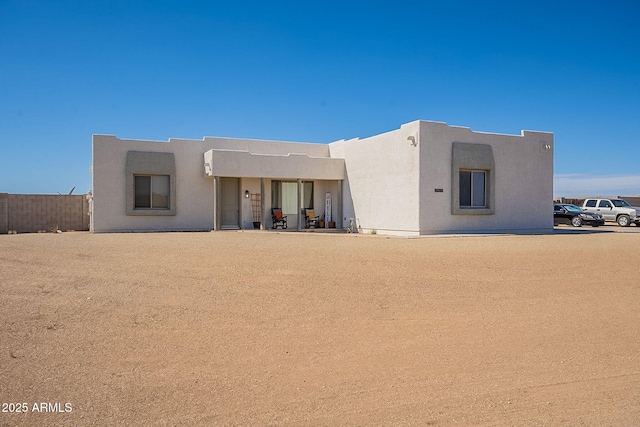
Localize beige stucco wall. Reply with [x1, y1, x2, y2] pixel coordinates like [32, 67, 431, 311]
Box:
[205, 150, 344, 180]
[92, 136, 211, 232]
[418, 121, 554, 233]
[93, 120, 553, 235]
[92, 135, 341, 233]
[239, 178, 262, 230]
[329, 120, 553, 235]
[329, 121, 422, 235]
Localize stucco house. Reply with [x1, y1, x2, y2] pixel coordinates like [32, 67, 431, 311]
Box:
[90, 120, 553, 235]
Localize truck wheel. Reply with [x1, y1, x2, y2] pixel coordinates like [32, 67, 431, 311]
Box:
[617, 215, 630, 227]
[571, 216, 582, 227]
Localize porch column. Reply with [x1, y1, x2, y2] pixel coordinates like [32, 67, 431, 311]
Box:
[338, 179, 343, 230]
[213, 176, 220, 230]
[260, 178, 265, 230]
[297, 179, 302, 231]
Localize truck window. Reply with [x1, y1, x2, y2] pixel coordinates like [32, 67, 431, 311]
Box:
[612, 199, 631, 207]
[585, 200, 597, 207]
[599, 200, 611, 208]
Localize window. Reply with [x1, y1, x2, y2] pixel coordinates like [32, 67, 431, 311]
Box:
[451, 142, 494, 215]
[612, 199, 631, 207]
[598, 200, 611, 208]
[126, 151, 175, 216]
[271, 180, 296, 214]
[271, 180, 313, 215]
[459, 170, 486, 208]
[302, 181, 314, 209]
[585, 199, 597, 208]
[134, 175, 169, 209]
[565, 205, 583, 212]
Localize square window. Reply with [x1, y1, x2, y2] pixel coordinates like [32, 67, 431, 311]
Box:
[271, 180, 313, 215]
[459, 170, 486, 208]
[134, 175, 169, 209]
[451, 142, 494, 215]
[126, 151, 175, 216]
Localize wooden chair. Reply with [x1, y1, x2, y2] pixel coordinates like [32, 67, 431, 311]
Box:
[271, 208, 287, 229]
[303, 208, 319, 228]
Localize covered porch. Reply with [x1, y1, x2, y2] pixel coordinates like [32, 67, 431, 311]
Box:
[204, 149, 345, 231]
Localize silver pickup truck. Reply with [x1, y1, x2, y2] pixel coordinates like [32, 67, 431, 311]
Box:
[582, 198, 640, 227]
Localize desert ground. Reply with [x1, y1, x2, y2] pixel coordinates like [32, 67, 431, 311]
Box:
[1, 229, 639, 426]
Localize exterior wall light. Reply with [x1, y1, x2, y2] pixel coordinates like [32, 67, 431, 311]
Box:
[407, 131, 418, 147]
[245, 190, 250, 198]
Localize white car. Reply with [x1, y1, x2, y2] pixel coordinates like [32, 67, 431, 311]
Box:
[582, 198, 640, 227]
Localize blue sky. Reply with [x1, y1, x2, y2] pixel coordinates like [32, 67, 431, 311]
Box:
[1, 0, 639, 197]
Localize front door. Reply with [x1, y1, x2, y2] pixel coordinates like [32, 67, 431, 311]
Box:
[221, 177, 240, 229]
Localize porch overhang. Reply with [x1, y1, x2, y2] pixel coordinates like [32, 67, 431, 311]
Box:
[204, 149, 345, 180]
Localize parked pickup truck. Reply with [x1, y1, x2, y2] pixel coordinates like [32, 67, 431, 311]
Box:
[582, 198, 640, 227]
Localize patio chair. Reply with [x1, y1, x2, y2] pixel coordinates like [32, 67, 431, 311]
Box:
[271, 208, 287, 229]
[303, 208, 319, 228]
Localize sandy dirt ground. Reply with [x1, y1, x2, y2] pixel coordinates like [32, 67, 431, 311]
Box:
[1, 230, 639, 426]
